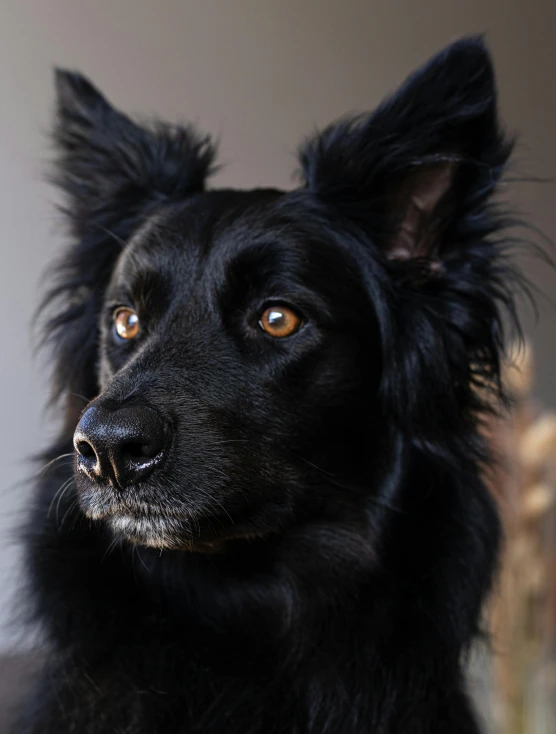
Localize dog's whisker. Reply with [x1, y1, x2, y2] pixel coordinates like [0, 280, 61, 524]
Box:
[37, 452, 74, 477]
[203, 439, 251, 446]
[294, 454, 405, 515]
[101, 534, 122, 564]
[93, 223, 129, 251]
[55, 478, 76, 526]
[47, 476, 75, 520]
[69, 392, 90, 403]
[133, 546, 151, 575]
[169, 480, 230, 534]
[59, 497, 80, 530]
[69, 503, 84, 532]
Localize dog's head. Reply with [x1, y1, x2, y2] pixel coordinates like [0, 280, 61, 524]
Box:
[44, 38, 518, 552]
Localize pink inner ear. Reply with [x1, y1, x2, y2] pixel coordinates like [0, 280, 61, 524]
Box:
[388, 161, 457, 262]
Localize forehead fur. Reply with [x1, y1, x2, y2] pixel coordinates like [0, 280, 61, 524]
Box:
[109, 187, 365, 315]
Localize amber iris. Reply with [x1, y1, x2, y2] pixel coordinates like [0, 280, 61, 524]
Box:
[114, 308, 140, 340]
[259, 306, 301, 338]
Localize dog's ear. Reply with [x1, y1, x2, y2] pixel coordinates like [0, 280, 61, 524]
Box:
[53, 71, 215, 235]
[299, 36, 510, 269]
[299, 37, 520, 451]
[43, 71, 217, 421]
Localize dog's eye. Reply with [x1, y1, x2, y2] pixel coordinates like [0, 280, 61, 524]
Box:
[258, 305, 302, 338]
[113, 308, 140, 340]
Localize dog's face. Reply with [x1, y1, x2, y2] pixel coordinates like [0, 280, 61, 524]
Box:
[48, 38, 513, 551]
[75, 190, 379, 550]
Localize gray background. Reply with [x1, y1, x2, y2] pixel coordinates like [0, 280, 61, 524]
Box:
[0, 0, 555, 653]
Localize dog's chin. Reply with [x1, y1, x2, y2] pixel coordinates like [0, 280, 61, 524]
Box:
[106, 514, 190, 550]
[75, 479, 202, 550]
[75, 479, 262, 553]
[106, 514, 261, 554]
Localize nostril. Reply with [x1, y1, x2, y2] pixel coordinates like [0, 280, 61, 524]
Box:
[74, 435, 102, 482]
[76, 439, 95, 458]
[121, 441, 159, 461]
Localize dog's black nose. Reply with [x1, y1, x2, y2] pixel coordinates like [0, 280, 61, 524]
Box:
[74, 403, 167, 488]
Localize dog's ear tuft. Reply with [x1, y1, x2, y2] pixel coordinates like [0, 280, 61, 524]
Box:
[43, 71, 217, 420]
[299, 36, 512, 273]
[53, 69, 217, 235]
[55, 69, 112, 120]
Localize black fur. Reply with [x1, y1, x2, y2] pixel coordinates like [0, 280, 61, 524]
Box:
[15, 38, 525, 732]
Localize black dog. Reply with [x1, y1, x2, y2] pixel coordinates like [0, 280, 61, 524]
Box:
[15, 37, 524, 733]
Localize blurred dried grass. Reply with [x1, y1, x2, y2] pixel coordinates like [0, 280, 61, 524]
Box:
[487, 345, 556, 734]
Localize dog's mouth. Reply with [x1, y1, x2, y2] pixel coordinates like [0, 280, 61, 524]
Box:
[75, 477, 260, 553]
[106, 512, 241, 553]
[109, 513, 260, 553]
